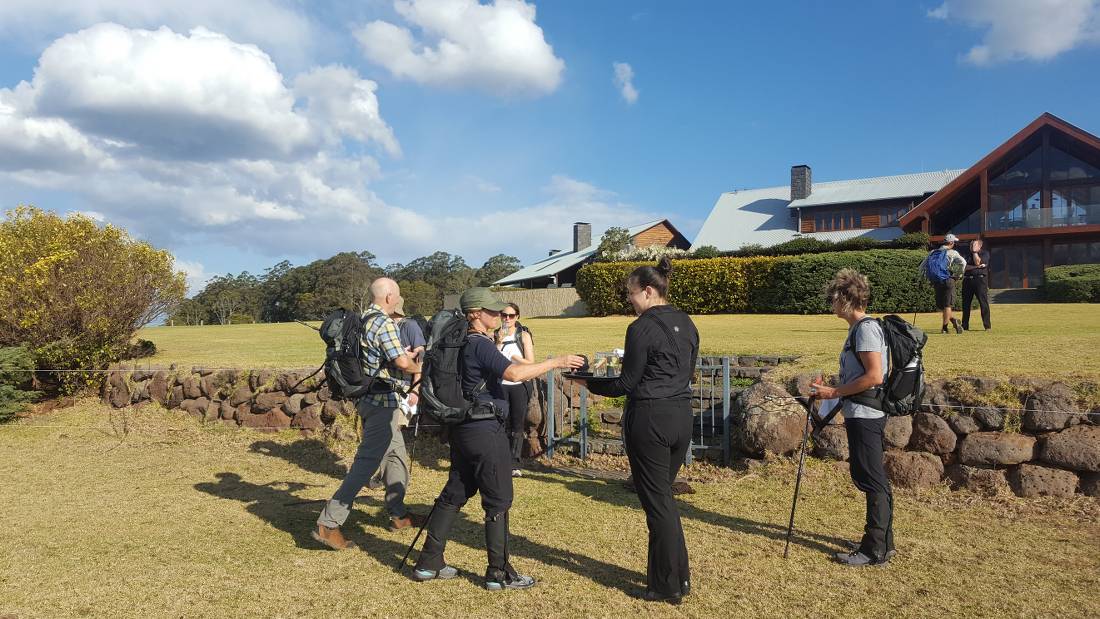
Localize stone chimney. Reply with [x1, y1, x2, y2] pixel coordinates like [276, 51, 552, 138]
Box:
[791, 165, 812, 200]
[573, 222, 592, 252]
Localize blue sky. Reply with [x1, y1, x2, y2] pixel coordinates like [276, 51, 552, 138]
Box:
[2, 0, 1099, 293]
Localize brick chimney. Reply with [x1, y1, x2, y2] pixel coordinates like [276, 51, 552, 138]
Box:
[573, 222, 592, 252]
[791, 165, 812, 200]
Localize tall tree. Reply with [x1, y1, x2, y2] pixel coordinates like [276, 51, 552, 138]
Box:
[476, 254, 522, 286]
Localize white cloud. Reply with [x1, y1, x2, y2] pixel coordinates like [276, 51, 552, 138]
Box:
[294, 66, 402, 158]
[612, 62, 638, 104]
[424, 174, 662, 261]
[0, 0, 317, 69]
[174, 258, 210, 295]
[929, 0, 1100, 65]
[0, 24, 417, 262]
[355, 0, 565, 97]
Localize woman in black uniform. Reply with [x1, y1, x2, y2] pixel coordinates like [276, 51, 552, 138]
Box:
[413, 287, 583, 590]
[574, 257, 699, 604]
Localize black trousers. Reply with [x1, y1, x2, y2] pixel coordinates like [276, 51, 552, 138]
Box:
[961, 276, 991, 330]
[502, 382, 530, 465]
[623, 398, 692, 597]
[845, 417, 894, 560]
[438, 418, 514, 515]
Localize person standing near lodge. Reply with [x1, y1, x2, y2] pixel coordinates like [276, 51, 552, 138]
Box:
[571, 257, 699, 605]
[810, 269, 895, 566]
[496, 302, 534, 477]
[412, 288, 584, 590]
[962, 238, 992, 331]
[313, 279, 425, 551]
[919, 233, 967, 334]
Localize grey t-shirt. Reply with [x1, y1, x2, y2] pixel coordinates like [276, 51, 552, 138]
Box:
[839, 319, 888, 419]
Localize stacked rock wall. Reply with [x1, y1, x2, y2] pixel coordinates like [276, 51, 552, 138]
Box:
[762, 376, 1100, 499]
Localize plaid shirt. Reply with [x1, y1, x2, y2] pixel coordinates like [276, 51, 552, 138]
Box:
[360, 304, 410, 408]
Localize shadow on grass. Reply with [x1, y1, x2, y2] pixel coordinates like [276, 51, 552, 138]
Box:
[523, 472, 848, 554]
[249, 439, 346, 479]
[195, 470, 644, 593]
[193, 472, 417, 570]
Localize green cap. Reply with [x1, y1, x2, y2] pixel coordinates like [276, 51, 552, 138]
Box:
[459, 287, 508, 312]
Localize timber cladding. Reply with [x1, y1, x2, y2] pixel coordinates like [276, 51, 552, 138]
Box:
[632, 222, 677, 247]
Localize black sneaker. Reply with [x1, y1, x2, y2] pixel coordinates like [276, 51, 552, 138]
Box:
[641, 590, 683, 605]
[844, 541, 896, 561]
[485, 569, 536, 591]
[951, 318, 962, 334]
[941, 325, 949, 334]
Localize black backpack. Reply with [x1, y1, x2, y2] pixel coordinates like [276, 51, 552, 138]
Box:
[418, 309, 499, 425]
[319, 307, 387, 400]
[501, 322, 533, 359]
[847, 315, 927, 416]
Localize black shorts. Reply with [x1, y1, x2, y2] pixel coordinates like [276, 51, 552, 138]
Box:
[934, 279, 956, 309]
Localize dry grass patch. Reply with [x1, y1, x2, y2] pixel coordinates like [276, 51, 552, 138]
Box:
[1, 401, 1097, 618]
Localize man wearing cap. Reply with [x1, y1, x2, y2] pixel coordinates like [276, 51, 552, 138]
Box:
[313, 278, 426, 552]
[412, 287, 584, 590]
[919, 234, 967, 334]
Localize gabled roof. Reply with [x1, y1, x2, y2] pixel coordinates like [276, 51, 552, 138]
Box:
[690, 185, 906, 251]
[900, 112, 1100, 230]
[788, 169, 964, 209]
[494, 219, 679, 285]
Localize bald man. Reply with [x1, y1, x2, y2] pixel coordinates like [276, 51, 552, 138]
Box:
[314, 277, 425, 551]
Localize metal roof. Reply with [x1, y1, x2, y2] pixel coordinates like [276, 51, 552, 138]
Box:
[690, 185, 905, 252]
[788, 169, 964, 208]
[494, 219, 670, 285]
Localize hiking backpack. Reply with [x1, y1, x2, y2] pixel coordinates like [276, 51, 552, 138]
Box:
[925, 248, 952, 284]
[502, 322, 533, 359]
[847, 315, 928, 416]
[318, 307, 386, 400]
[418, 309, 499, 425]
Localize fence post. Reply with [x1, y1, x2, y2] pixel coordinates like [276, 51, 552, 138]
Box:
[546, 368, 556, 459]
[579, 386, 588, 461]
[722, 356, 731, 467]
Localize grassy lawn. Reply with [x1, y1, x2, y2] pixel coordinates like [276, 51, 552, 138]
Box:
[142, 304, 1100, 380]
[0, 401, 1097, 618]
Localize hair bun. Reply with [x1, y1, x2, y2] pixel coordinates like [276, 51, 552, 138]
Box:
[656, 256, 673, 276]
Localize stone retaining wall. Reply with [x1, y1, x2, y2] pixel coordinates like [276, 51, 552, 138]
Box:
[731, 376, 1100, 499]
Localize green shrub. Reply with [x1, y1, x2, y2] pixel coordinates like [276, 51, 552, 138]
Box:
[0, 347, 40, 422]
[893, 231, 930, 249]
[577, 249, 936, 315]
[1041, 263, 1100, 302]
[690, 245, 721, 259]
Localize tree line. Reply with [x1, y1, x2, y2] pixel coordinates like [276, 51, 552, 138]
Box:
[170, 251, 522, 325]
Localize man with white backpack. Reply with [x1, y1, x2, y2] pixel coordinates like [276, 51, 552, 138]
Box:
[918, 234, 967, 334]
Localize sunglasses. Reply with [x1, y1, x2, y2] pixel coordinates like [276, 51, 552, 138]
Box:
[501, 313, 518, 319]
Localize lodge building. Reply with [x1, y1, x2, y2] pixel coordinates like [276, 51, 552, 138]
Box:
[692, 113, 1100, 288]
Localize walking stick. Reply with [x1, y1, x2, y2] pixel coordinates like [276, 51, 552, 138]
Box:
[783, 395, 815, 559]
[397, 501, 436, 573]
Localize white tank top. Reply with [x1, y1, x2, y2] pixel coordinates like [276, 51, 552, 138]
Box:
[499, 330, 523, 386]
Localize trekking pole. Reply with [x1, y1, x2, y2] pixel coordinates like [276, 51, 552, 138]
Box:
[784, 395, 815, 559]
[397, 501, 436, 573]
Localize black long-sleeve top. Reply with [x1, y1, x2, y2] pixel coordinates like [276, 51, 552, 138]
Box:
[586, 305, 699, 401]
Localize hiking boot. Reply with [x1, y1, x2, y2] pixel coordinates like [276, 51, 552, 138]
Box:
[951, 318, 962, 334]
[412, 565, 458, 582]
[640, 589, 683, 605]
[484, 569, 536, 591]
[390, 512, 428, 530]
[834, 550, 889, 566]
[941, 324, 949, 334]
[845, 540, 896, 561]
[311, 524, 357, 551]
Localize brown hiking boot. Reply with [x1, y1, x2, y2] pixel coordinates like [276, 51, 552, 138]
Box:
[311, 524, 357, 550]
[390, 512, 428, 530]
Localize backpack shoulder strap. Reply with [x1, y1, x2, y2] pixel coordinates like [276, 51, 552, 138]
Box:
[646, 310, 682, 364]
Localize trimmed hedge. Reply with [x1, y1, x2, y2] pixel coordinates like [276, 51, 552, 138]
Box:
[576, 249, 938, 315]
[1040, 263, 1100, 302]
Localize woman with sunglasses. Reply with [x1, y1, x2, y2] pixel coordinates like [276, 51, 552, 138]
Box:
[496, 302, 534, 477]
[571, 257, 699, 604]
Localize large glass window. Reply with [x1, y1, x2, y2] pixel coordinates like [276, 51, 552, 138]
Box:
[989, 243, 1044, 288]
[989, 147, 1043, 188]
[813, 209, 858, 231]
[1047, 146, 1100, 182]
[1052, 240, 1100, 265]
[988, 189, 1041, 230]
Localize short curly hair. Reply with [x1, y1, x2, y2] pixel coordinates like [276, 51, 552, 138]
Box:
[824, 268, 871, 315]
